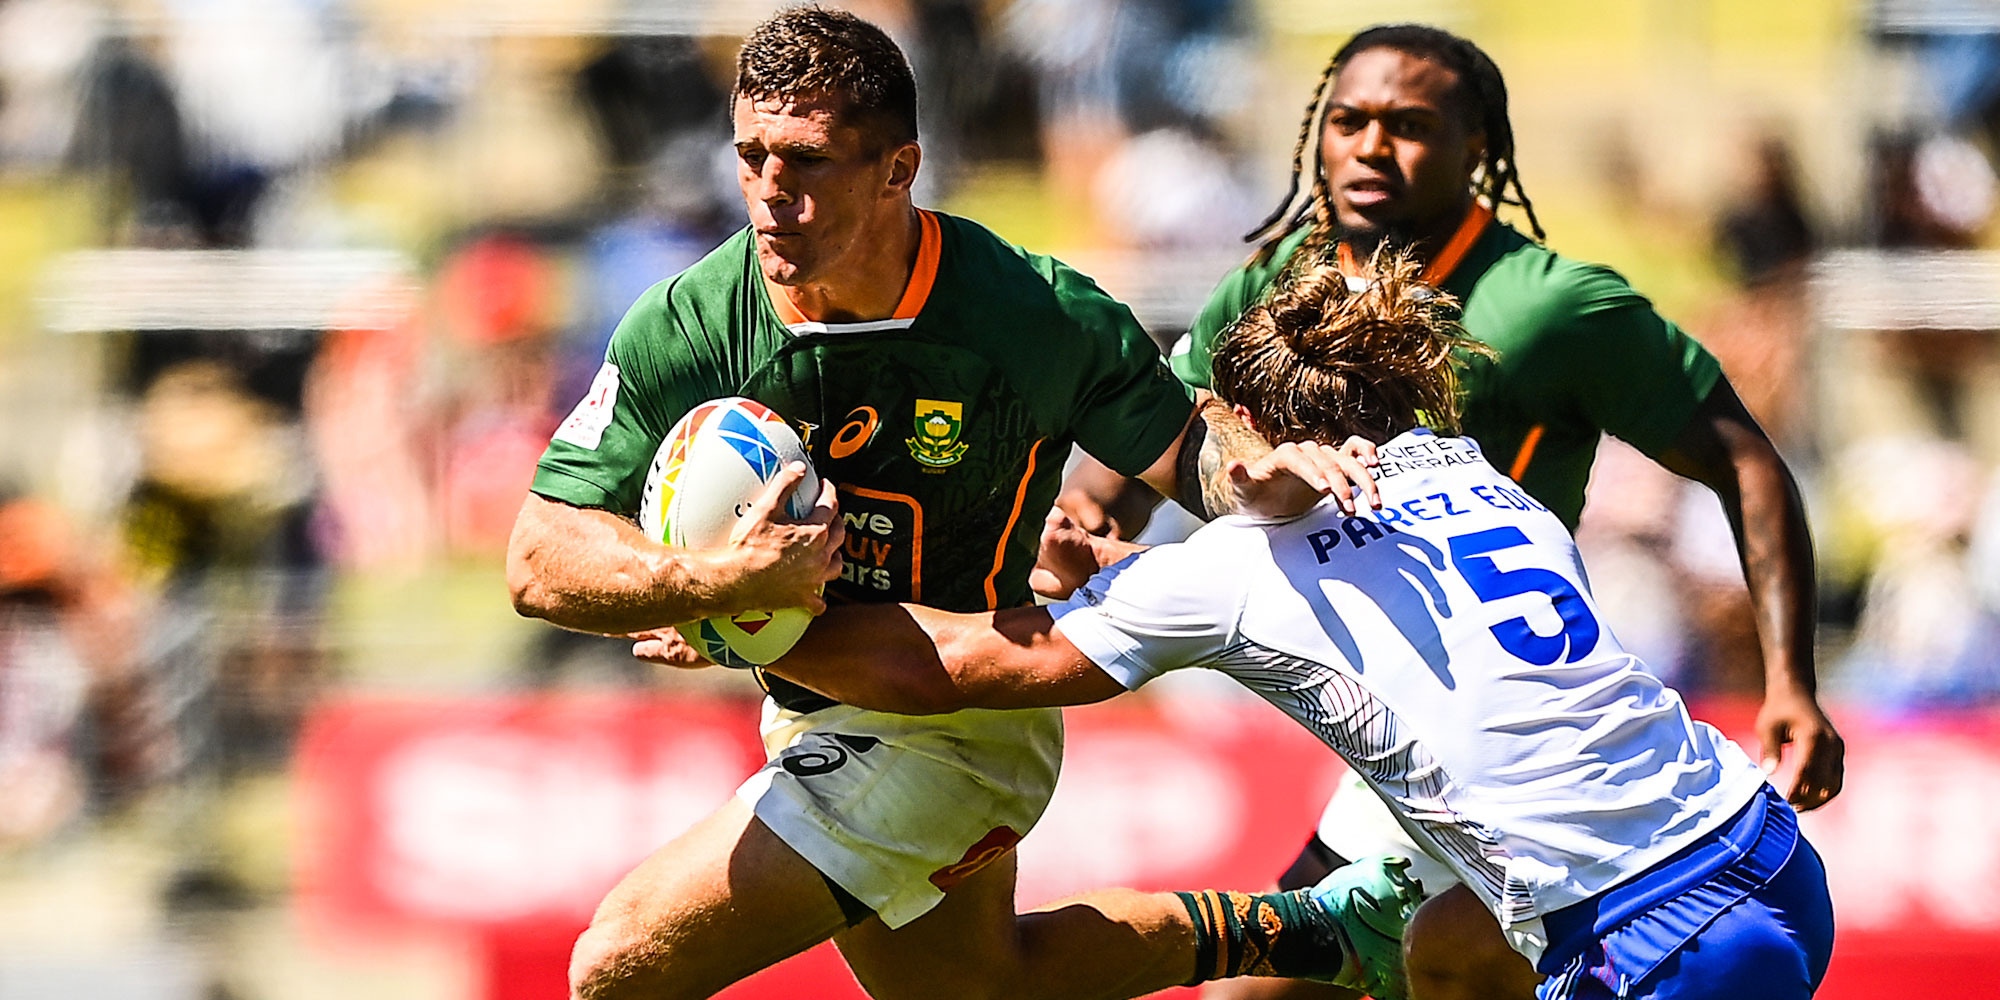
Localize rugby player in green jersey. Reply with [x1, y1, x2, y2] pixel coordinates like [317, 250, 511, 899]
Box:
[1125, 23, 1842, 1000]
[506, 9, 1402, 1000]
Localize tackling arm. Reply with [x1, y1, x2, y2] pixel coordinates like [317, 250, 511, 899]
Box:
[1656, 380, 1844, 810]
[757, 603, 1126, 715]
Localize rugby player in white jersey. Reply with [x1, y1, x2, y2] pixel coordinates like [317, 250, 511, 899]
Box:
[642, 251, 1836, 1000]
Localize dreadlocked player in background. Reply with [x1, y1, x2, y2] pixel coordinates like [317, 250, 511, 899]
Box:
[1139, 23, 1843, 1000]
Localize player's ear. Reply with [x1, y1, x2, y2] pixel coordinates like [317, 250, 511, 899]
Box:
[1462, 130, 1487, 176]
[884, 140, 920, 195]
[1232, 403, 1260, 437]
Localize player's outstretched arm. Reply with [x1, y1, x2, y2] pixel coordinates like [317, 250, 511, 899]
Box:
[639, 601, 1125, 715]
[778, 603, 1124, 714]
[1658, 380, 1844, 811]
[506, 465, 843, 635]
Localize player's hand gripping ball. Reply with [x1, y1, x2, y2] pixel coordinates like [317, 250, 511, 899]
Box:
[639, 397, 820, 668]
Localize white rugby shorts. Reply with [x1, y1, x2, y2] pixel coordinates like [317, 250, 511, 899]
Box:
[737, 699, 1064, 928]
[1315, 769, 1460, 898]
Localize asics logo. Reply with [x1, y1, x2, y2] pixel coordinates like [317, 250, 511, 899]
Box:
[828, 406, 879, 459]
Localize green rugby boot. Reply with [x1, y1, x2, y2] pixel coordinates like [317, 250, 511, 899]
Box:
[1300, 854, 1424, 999]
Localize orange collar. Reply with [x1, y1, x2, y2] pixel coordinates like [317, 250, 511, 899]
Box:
[1335, 202, 1493, 286]
[765, 209, 941, 327]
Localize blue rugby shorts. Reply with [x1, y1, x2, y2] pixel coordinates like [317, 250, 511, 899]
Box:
[1535, 784, 1836, 1000]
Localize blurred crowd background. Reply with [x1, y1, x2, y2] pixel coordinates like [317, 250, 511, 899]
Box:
[2, 0, 1999, 998]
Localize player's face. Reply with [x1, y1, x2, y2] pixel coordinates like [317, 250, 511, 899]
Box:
[1319, 47, 1484, 243]
[733, 94, 914, 287]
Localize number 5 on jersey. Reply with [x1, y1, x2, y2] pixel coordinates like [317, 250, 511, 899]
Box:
[1448, 527, 1600, 666]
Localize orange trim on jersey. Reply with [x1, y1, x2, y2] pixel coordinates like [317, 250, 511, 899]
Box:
[765, 274, 810, 326]
[762, 209, 941, 326]
[893, 210, 942, 320]
[1336, 203, 1494, 286]
[1508, 424, 1546, 482]
[842, 485, 925, 603]
[1424, 203, 1492, 284]
[983, 439, 1045, 610]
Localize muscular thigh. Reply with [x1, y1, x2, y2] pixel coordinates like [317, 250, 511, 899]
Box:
[575, 796, 850, 1000]
[833, 849, 1025, 1000]
[1404, 885, 1540, 1000]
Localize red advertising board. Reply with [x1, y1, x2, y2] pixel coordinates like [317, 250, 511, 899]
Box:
[296, 694, 2000, 999]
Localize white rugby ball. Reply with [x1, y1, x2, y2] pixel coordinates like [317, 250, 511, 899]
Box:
[638, 397, 820, 668]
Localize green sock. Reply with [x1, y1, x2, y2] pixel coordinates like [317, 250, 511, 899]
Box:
[1174, 889, 1352, 984]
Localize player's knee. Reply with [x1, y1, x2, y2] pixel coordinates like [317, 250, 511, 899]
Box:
[568, 921, 620, 1000]
[1403, 886, 1520, 999]
[1402, 899, 1456, 997]
[569, 915, 668, 1000]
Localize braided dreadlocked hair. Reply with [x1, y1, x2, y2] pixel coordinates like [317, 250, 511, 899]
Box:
[1245, 23, 1544, 264]
[1211, 247, 1495, 445]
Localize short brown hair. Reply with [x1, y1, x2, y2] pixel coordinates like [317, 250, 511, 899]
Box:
[734, 6, 918, 148]
[1211, 249, 1491, 445]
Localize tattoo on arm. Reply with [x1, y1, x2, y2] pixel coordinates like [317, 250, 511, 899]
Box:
[1172, 415, 1215, 519]
[1179, 399, 1273, 520]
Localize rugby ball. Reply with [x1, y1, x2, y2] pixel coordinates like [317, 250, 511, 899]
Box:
[639, 397, 820, 668]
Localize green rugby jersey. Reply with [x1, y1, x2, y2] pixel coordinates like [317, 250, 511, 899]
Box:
[1171, 209, 1722, 529]
[535, 210, 1193, 707]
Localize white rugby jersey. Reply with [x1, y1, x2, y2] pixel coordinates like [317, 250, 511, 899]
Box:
[1051, 429, 1768, 931]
